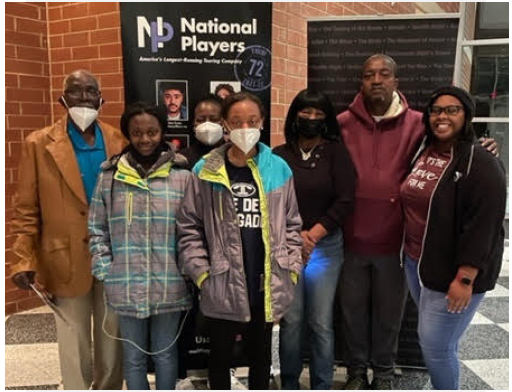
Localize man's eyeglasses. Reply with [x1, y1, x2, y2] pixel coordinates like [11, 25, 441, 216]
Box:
[428, 105, 464, 116]
[64, 87, 101, 99]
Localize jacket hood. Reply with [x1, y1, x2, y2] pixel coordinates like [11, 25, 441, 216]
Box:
[348, 90, 410, 127]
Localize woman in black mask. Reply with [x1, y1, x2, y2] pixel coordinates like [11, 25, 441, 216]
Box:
[273, 89, 356, 390]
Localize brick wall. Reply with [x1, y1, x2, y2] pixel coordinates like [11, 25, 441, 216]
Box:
[5, 2, 51, 314]
[5, 2, 459, 315]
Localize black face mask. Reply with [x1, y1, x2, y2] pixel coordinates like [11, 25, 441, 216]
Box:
[294, 117, 326, 139]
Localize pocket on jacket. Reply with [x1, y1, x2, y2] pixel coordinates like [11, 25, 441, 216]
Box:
[275, 253, 290, 270]
[41, 236, 72, 283]
[274, 254, 295, 287]
[201, 259, 233, 313]
[271, 253, 295, 319]
[273, 246, 291, 270]
[350, 195, 403, 247]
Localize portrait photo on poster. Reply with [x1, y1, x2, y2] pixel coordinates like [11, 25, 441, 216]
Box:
[156, 79, 189, 121]
[210, 81, 241, 100]
[165, 133, 189, 152]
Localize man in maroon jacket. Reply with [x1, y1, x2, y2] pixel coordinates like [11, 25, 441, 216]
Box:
[337, 54, 423, 390]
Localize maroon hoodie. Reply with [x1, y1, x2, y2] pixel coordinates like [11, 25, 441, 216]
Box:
[337, 91, 424, 255]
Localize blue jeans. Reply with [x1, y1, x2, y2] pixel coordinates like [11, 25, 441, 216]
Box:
[404, 255, 484, 390]
[404, 255, 422, 306]
[279, 230, 343, 390]
[118, 312, 182, 390]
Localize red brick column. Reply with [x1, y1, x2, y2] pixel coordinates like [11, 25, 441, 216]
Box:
[5, 2, 51, 314]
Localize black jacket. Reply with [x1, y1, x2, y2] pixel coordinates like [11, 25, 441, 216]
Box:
[273, 139, 355, 232]
[179, 142, 214, 170]
[415, 139, 506, 294]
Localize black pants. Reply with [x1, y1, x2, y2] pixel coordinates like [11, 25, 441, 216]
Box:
[338, 251, 408, 379]
[207, 307, 273, 390]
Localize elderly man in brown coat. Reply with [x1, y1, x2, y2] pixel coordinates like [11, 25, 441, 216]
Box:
[10, 69, 126, 389]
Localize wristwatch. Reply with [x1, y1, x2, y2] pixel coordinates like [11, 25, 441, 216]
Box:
[458, 274, 473, 286]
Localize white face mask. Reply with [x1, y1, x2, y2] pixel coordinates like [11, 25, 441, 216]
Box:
[62, 97, 100, 132]
[68, 107, 99, 132]
[229, 128, 261, 155]
[194, 122, 223, 146]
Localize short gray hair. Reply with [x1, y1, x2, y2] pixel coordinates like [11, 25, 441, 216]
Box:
[362, 54, 398, 77]
[62, 69, 100, 91]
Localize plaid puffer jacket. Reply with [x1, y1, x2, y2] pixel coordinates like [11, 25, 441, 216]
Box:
[89, 150, 192, 318]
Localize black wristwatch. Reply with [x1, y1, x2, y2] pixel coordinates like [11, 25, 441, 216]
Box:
[458, 275, 473, 286]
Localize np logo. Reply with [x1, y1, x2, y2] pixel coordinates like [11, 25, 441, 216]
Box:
[137, 16, 174, 53]
[231, 182, 256, 197]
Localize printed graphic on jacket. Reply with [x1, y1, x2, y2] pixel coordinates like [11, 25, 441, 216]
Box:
[401, 147, 451, 260]
[226, 160, 265, 306]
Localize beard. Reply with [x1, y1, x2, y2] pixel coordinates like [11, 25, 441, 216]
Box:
[168, 105, 179, 115]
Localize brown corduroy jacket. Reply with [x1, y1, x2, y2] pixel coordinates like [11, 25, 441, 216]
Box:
[10, 116, 127, 297]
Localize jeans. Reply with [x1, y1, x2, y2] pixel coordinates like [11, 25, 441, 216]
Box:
[404, 255, 485, 390]
[280, 230, 343, 390]
[404, 254, 422, 306]
[207, 307, 273, 390]
[118, 312, 182, 390]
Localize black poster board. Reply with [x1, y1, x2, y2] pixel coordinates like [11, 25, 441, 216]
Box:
[120, 3, 272, 149]
[308, 15, 460, 113]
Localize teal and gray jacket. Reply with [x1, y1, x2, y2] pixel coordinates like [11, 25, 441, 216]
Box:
[176, 143, 303, 323]
[89, 150, 192, 319]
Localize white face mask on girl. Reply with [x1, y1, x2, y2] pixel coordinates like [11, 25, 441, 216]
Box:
[61, 97, 100, 132]
[229, 127, 261, 154]
[194, 122, 223, 146]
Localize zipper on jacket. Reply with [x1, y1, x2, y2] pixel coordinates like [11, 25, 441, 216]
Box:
[416, 145, 454, 287]
[127, 192, 133, 226]
[146, 189, 151, 314]
[219, 192, 223, 221]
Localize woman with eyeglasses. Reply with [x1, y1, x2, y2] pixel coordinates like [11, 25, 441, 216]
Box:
[177, 92, 302, 390]
[273, 89, 355, 390]
[400, 86, 506, 390]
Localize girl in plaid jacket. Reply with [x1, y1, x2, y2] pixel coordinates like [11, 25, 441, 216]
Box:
[88, 102, 191, 390]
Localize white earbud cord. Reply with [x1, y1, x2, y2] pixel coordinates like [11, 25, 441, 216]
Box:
[102, 291, 190, 356]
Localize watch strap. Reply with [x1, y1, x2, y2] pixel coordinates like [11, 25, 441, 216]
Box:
[457, 272, 474, 286]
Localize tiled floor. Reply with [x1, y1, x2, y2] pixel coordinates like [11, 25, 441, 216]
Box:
[5, 248, 508, 390]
